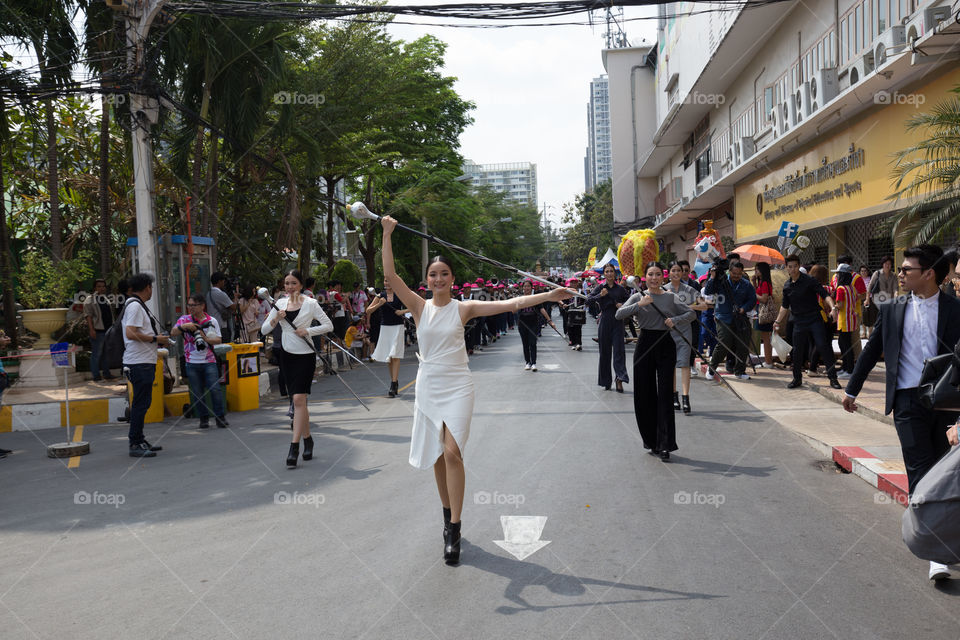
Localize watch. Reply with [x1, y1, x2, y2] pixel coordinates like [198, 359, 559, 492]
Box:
[151, 335, 157, 343]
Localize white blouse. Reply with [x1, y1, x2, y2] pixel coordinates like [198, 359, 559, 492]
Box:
[261, 296, 333, 354]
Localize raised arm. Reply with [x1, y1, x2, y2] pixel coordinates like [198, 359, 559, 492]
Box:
[381, 216, 425, 319]
[461, 287, 573, 323]
[365, 295, 386, 315]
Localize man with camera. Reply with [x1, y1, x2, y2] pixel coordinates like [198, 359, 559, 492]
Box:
[703, 259, 756, 381]
[122, 273, 170, 458]
[207, 272, 236, 343]
[171, 293, 227, 429]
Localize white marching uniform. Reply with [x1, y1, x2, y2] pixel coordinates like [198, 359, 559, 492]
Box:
[409, 299, 475, 469]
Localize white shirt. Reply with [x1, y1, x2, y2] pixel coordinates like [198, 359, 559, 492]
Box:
[121, 299, 158, 366]
[261, 296, 333, 354]
[897, 291, 939, 390]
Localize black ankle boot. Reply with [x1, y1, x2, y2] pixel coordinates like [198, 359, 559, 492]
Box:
[286, 442, 299, 468]
[673, 391, 681, 411]
[444, 521, 461, 565]
[301, 436, 314, 461]
[682, 395, 691, 415]
[443, 507, 451, 540]
[388, 380, 398, 397]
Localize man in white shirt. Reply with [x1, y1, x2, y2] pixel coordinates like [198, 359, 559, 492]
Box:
[122, 273, 169, 458]
[843, 244, 960, 581]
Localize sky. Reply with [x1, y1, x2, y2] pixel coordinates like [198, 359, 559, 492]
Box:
[385, 6, 658, 227]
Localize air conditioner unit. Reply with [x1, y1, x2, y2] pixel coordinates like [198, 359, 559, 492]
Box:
[738, 137, 756, 161]
[874, 25, 907, 67]
[770, 106, 781, 138]
[775, 101, 791, 136]
[729, 143, 741, 166]
[797, 82, 814, 118]
[848, 51, 875, 85]
[809, 67, 839, 110]
[710, 161, 723, 180]
[905, 5, 952, 45]
[789, 92, 803, 126]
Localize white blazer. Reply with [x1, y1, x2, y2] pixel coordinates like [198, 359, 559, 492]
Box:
[261, 296, 333, 354]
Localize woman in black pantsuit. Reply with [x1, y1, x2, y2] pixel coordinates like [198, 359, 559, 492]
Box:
[616, 262, 696, 461]
[586, 263, 630, 392]
[516, 280, 557, 371]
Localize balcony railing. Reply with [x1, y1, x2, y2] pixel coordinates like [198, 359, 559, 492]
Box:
[653, 177, 682, 216]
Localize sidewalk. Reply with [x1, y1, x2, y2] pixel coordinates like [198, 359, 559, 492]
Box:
[697, 359, 909, 506]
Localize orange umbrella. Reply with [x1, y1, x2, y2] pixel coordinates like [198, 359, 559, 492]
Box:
[732, 244, 785, 265]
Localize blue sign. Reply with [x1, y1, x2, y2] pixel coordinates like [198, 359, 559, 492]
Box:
[778, 221, 799, 239]
[50, 342, 71, 368]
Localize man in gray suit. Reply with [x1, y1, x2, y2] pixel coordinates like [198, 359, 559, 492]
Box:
[843, 244, 960, 582]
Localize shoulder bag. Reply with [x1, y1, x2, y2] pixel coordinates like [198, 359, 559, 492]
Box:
[918, 351, 960, 411]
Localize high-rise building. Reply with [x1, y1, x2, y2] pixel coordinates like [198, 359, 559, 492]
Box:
[585, 75, 611, 192]
[462, 160, 538, 207]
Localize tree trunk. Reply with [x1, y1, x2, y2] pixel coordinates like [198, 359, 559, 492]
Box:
[299, 215, 312, 276]
[204, 132, 220, 240]
[46, 98, 61, 262]
[192, 124, 205, 234]
[98, 92, 111, 277]
[0, 97, 18, 346]
[325, 176, 335, 271]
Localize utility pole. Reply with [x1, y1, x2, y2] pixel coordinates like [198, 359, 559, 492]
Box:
[116, 0, 168, 316]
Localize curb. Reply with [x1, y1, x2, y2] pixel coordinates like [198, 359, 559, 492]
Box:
[832, 445, 909, 506]
[807, 379, 894, 426]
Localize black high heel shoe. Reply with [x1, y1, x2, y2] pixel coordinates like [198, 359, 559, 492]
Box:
[682, 395, 691, 415]
[286, 442, 299, 468]
[673, 392, 681, 411]
[388, 381, 398, 397]
[301, 436, 314, 461]
[444, 521, 461, 565]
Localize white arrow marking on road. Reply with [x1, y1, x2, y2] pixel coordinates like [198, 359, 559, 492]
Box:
[494, 515, 551, 561]
[540, 364, 560, 370]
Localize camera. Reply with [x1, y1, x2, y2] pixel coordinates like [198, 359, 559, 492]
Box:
[190, 321, 214, 351]
[712, 256, 729, 275]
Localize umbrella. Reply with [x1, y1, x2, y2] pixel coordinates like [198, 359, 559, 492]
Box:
[733, 244, 785, 265]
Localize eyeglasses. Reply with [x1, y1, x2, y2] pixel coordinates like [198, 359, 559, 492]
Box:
[898, 266, 926, 274]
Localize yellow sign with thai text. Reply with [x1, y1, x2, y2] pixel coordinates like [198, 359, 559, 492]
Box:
[734, 67, 960, 241]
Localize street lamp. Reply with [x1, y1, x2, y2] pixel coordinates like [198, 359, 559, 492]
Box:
[473, 216, 512, 232]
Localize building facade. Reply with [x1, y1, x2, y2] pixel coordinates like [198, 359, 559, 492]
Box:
[607, 0, 960, 267]
[585, 75, 613, 192]
[462, 160, 539, 207]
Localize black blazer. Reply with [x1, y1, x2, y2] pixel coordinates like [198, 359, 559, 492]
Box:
[846, 293, 960, 414]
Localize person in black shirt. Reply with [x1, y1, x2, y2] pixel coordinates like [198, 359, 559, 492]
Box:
[586, 263, 630, 391]
[366, 282, 409, 396]
[83, 279, 117, 381]
[516, 280, 557, 371]
[773, 254, 841, 389]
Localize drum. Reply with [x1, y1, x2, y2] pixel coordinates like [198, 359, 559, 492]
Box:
[567, 308, 586, 326]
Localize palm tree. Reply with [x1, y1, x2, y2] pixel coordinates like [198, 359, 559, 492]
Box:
[21, 0, 82, 262]
[890, 86, 960, 245]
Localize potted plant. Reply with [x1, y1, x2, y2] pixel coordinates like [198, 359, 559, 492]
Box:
[19, 252, 93, 349]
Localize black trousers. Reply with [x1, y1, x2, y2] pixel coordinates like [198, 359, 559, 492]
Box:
[518, 320, 538, 364]
[597, 317, 628, 387]
[633, 330, 677, 452]
[893, 388, 955, 495]
[837, 330, 856, 373]
[792, 319, 837, 381]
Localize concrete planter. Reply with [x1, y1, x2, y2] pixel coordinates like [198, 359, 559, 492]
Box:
[20, 308, 69, 349]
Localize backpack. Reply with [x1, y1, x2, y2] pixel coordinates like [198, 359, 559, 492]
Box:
[101, 296, 157, 370]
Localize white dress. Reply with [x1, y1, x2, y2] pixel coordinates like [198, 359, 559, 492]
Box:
[409, 299, 475, 469]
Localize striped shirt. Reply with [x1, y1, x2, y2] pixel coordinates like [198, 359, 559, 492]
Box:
[834, 285, 859, 332]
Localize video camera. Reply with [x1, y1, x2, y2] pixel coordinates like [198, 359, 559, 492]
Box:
[712, 256, 729, 276]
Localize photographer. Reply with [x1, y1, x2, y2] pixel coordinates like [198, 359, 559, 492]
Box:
[171, 294, 227, 429]
[703, 259, 756, 381]
[207, 272, 236, 343]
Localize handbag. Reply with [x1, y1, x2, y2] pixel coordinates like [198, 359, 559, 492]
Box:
[918, 351, 960, 411]
[758, 300, 778, 325]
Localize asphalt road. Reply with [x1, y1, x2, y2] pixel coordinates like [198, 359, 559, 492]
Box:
[2, 318, 959, 639]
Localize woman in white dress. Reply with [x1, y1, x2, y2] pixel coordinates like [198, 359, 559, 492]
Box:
[365, 282, 408, 397]
[380, 215, 571, 565]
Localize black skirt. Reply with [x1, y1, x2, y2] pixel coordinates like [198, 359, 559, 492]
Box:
[280, 350, 316, 395]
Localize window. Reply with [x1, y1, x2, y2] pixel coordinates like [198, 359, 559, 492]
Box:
[855, 6, 861, 53]
[878, 0, 886, 32]
[840, 17, 848, 63]
[764, 86, 774, 119]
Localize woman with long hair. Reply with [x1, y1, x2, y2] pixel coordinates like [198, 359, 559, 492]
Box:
[380, 215, 571, 565]
[754, 262, 775, 367]
[586, 263, 630, 392]
[517, 280, 557, 371]
[832, 267, 859, 375]
[261, 270, 333, 468]
[366, 281, 409, 396]
[664, 262, 704, 414]
[806, 264, 833, 374]
[616, 262, 696, 461]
